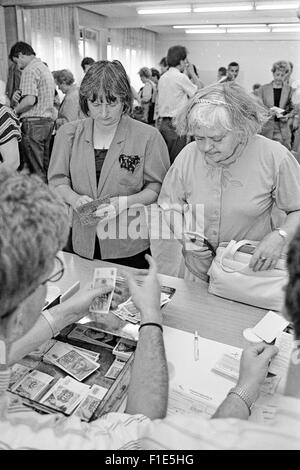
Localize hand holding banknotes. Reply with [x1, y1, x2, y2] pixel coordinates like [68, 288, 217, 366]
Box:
[74, 195, 93, 211]
[125, 255, 162, 325]
[50, 282, 116, 331]
[93, 196, 128, 222]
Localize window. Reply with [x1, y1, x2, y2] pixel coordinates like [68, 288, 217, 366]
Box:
[79, 27, 99, 61]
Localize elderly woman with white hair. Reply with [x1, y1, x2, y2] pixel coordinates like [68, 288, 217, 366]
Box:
[158, 83, 300, 282]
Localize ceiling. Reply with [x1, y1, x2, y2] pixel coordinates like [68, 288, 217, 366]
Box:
[79, 0, 300, 35]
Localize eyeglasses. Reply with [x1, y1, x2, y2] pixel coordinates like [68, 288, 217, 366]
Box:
[1, 255, 65, 320]
[89, 99, 120, 108]
[41, 255, 65, 285]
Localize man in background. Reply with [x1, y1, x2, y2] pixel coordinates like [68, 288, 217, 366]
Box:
[159, 57, 168, 75]
[157, 45, 201, 163]
[81, 57, 95, 74]
[9, 41, 55, 182]
[226, 61, 240, 83]
[217, 66, 227, 82]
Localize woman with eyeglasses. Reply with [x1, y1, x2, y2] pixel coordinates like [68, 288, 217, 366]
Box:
[158, 82, 300, 282]
[48, 60, 169, 269]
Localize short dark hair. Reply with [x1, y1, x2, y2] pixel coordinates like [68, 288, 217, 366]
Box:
[81, 57, 95, 71]
[228, 61, 239, 68]
[79, 60, 133, 116]
[159, 57, 168, 67]
[167, 46, 187, 68]
[252, 83, 261, 91]
[218, 67, 227, 76]
[151, 68, 160, 80]
[9, 41, 36, 61]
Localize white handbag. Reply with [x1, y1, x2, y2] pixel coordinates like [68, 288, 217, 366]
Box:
[207, 239, 288, 311]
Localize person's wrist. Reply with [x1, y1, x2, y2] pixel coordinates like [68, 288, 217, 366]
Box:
[48, 303, 74, 332]
[236, 380, 260, 402]
[140, 306, 162, 325]
[228, 385, 257, 415]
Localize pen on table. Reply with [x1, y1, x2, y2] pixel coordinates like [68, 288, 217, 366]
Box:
[194, 330, 199, 361]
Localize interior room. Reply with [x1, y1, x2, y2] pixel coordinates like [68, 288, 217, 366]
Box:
[0, 0, 300, 452]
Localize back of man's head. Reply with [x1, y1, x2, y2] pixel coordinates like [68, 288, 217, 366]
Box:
[81, 57, 95, 72]
[159, 57, 168, 68]
[0, 170, 68, 316]
[167, 46, 187, 68]
[9, 41, 36, 61]
[218, 67, 227, 77]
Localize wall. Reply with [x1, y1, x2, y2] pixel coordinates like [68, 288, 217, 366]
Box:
[0, 6, 8, 82]
[156, 36, 300, 92]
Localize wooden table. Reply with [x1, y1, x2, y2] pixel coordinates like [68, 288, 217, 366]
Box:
[54, 252, 267, 349]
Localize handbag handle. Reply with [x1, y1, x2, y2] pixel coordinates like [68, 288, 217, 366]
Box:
[219, 240, 254, 273]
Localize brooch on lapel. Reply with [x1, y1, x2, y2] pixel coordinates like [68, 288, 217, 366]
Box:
[119, 154, 140, 173]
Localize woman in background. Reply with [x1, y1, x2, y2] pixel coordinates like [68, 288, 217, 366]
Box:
[138, 67, 156, 124]
[258, 61, 294, 149]
[53, 69, 81, 129]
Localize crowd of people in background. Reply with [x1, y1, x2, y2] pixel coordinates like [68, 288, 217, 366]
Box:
[1, 41, 299, 179]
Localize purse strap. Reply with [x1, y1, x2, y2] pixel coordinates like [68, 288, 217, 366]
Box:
[219, 240, 254, 273]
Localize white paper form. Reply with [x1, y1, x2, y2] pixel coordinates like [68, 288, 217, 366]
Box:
[163, 326, 289, 423]
[163, 327, 242, 416]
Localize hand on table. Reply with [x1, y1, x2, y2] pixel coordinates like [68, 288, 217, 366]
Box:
[237, 343, 278, 399]
[74, 195, 93, 211]
[249, 231, 286, 272]
[125, 255, 162, 325]
[94, 196, 128, 222]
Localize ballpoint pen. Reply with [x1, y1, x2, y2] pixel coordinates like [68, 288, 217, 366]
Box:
[194, 330, 199, 361]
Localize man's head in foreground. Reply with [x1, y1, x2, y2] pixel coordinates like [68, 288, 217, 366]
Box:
[0, 170, 68, 343]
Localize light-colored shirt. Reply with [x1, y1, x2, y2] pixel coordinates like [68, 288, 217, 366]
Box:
[2, 389, 299, 449]
[157, 67, 197, 118]
[19, 58, 55, 119]
[141, 395, 300, 450]
[158, 135, 300, 277]
[0, 390, 150, 450]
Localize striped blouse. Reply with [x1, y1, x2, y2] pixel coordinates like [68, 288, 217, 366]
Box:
[0, 104, 21, 147]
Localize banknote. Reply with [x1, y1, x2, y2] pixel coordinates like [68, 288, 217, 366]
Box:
[74, 384, 107, 421]
[67, 325, 119, 349]
[104, 358, 126, 380]
[76, 195, 111, 226]
[89, 267, 117, 315]
[40, 376, 90, 415]
[43, 342, 100, 382]
[9, 364, 31, 389]
[112, 338, 136, 361]
[11, 370, 54, 400]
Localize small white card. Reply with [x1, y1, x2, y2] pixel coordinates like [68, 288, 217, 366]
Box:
[252, 311, 289, 344]
[269, 332, 294, 377]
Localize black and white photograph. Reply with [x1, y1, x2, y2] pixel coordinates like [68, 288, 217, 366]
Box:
[0, 0, 299, 454]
